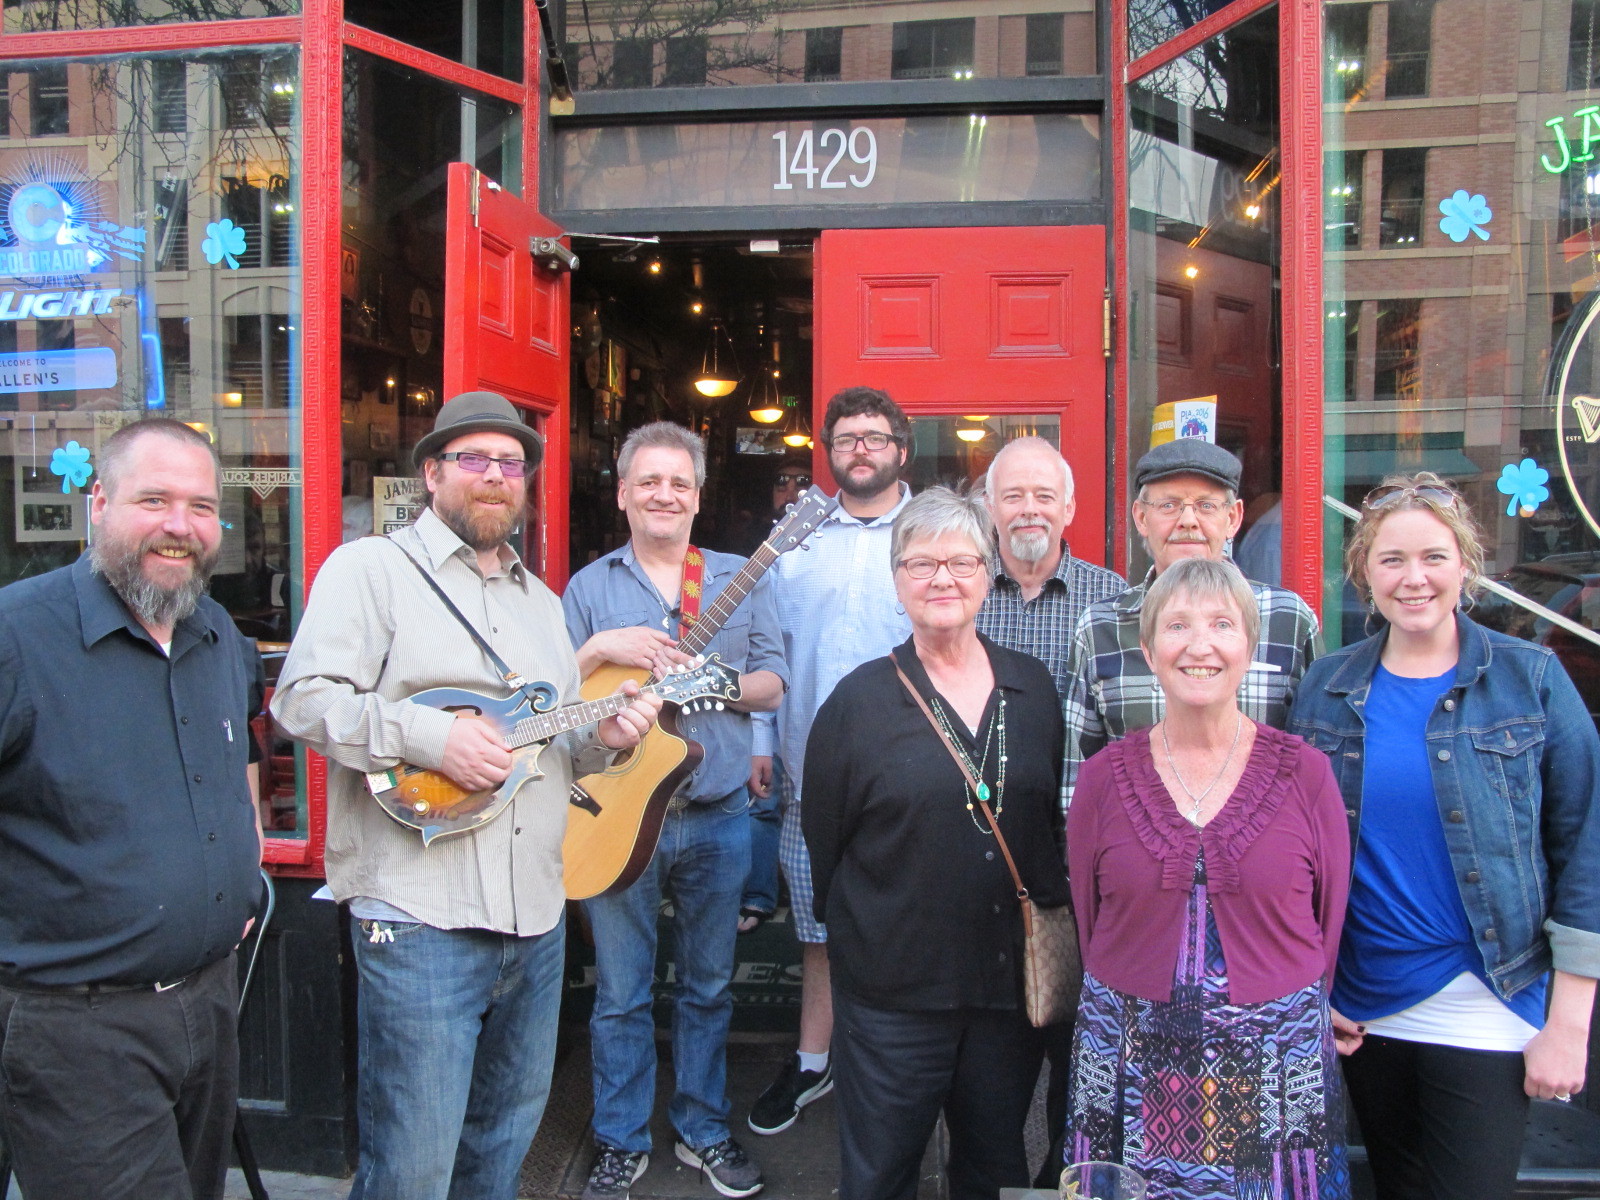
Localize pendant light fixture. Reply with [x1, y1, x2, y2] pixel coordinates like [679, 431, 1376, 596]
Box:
[748, 327, 785, 424]
[781, 398, 812, 448]
[693, 318, 740, 398]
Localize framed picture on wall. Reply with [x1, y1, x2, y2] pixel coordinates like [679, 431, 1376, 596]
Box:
[14, 466, 86, 543]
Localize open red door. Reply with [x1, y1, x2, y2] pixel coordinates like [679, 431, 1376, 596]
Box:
[814, 226, 1108, 564]
[444, 162, 573, 586]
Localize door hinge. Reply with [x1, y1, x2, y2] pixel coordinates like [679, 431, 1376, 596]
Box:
[1102, 292, 1113, 359]
[470, 170, 481, 228]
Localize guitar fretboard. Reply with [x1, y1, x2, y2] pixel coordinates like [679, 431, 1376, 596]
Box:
[676, 542, 778, 659]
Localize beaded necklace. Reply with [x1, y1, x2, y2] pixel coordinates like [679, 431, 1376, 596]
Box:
[929, 691, 1008, 835]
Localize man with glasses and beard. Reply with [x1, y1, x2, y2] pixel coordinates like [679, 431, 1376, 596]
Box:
[0, 418, 265, 1200]
[746, 387, 913, 1139]
[272, 392, 662, 1200]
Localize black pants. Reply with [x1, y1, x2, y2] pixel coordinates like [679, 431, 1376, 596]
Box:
[832, 986, 1045, 1200]
[1342, 1032, 1529, 1200]
[0, 953, 240, 1200]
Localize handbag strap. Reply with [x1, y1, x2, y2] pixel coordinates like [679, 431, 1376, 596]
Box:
[387, 537, 549, 712]
[890, 652, 1030, 901]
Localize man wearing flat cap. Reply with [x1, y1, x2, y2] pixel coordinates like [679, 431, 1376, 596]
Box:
[1059, 438, 1318, 807]
[272, 392, 663, 1200]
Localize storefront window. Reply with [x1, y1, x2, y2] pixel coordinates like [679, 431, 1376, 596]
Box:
[2, 0, 296, 32]
[344, 0, 523, 83]
[905, 414, 1063, 493]
[0, 46, 305, 831]
[339, 49, 524, 554]
[1322, 0, 1600, 682]
[1126, 7, 1282, 581]
[560, 1, 1098, 89]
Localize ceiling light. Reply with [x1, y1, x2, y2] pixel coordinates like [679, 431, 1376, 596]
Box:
[693, 318, 740, 398]
[1184, 265, 1200, 279]
[956, 416, 989, 442]
[781, 400, 812, 447]
[647, 259, 662, 275]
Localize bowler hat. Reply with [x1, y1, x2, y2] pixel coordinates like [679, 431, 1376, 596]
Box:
[412, 391, 544, 469]
[1133, 438, 1242, 494]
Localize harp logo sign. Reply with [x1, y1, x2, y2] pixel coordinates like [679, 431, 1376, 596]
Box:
[0, 178, 148, 279]
[1551, 294, 1600, 539]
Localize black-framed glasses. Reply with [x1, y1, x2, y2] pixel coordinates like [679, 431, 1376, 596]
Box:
[829, 431, 902, 453]
[438, 451, 533, 479]
[897, 554, 985, 580]
[1363, 483, 1459, 511]
[775, 473, 812, 488]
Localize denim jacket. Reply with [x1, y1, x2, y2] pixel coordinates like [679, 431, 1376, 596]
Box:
[1287, 612, 1600, 999]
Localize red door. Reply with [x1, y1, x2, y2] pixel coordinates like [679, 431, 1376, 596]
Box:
[444, 162, 573, 585]
[813, 226, 1108, 563]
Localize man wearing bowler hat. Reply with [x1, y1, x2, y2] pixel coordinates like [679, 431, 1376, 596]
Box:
[1060, 438, 1319, 807]
[273, 392, 663, 1200]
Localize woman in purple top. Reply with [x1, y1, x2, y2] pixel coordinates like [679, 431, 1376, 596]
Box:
[1065, 557, 1353, 1200]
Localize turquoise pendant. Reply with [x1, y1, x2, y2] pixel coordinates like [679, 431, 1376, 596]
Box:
[976, 782, 990, 803]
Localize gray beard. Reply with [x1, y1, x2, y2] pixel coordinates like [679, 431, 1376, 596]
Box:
[91, 539, 212, 630]
[1007, 528, 1052, 563]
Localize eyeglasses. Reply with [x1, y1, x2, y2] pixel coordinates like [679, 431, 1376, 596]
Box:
[1363, 483, 1460, 511]
[897, 555, 985, 580]
[1138, 497, 1228, 518]
[829, 431, 902, 453]
[775, 474, 811, 488]
[438, 451, 533, 479]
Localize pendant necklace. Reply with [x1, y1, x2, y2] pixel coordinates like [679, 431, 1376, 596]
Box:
[1160, 713, 1243, 826]
[931, 693, 1007, 835]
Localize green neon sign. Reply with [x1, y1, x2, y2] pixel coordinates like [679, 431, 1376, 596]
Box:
[1542, 106, 1600, 174]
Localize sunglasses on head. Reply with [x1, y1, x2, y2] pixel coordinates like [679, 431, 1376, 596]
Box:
[1362, 483, 1459, 511]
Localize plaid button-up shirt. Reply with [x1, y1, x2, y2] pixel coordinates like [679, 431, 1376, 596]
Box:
[1061, 565, 1319, 810]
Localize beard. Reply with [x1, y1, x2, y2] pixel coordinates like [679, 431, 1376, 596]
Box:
[833, 455, 900, 500]
[435, 483, 521, 551]
[91, 530, 219, 630]
[1006, 521, 1053, 564]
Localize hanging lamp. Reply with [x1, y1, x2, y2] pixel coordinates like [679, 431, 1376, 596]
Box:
[693, 318, 740, 398]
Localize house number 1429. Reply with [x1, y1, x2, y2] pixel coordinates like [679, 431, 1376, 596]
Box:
[772, 128, 878, 190]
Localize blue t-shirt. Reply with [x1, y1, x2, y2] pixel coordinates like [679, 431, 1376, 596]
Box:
[1332, 664, 1547, 1028]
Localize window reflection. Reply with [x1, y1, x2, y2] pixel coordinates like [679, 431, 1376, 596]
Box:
[0, 47, 304, 832]
[3, 0, 297, 32]
[904, 415, 1063, 495]
[562, 2, 1096, 89]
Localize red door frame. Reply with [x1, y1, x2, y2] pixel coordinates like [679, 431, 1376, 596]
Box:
[0, 1, 550, 873]
[1109, 0, 1324, 611]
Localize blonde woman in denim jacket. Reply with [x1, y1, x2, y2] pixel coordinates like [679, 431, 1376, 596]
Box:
[1288, 473, 1600, 1200]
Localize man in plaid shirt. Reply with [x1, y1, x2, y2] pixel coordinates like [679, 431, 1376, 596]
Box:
[975, 435, 1126, 1184]
[1061, 438, 1318, 808]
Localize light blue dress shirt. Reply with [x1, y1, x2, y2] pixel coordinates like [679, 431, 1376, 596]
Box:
[563, 543, 787, 804]
[753, 484, 912, 799]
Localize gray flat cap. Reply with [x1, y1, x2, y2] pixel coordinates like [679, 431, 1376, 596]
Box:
[1133, 438, 1242, 493]
[412, 391, 544, 468]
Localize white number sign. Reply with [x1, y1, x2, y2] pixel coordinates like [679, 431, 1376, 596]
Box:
[772, 127, 878, 192]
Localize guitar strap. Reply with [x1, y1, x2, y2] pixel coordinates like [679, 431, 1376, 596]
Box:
[677, 546, 705, 640]
[387, 538, 552, 712]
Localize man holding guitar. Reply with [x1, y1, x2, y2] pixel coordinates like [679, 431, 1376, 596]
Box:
[272, 392, 662, 1200]
[563, 422, 786, 1200]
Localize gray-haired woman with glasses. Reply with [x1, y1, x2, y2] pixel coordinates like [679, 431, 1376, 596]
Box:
[1289, 471, 1600, 1200]
[801, 486, 1069, 1200]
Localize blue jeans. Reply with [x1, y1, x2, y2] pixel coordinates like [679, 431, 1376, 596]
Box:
[348, 913, 565, 1200]
[584, 790, 751, 1152]
[742, 758, 785, 914]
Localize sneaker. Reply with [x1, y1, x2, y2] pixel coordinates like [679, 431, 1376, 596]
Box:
[674, 1137, 764, 1198]
[746, 1055, 833, 1135]
[582, 1145, 649, 1200]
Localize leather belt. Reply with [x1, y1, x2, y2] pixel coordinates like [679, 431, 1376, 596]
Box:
[0, 971, 195, 996]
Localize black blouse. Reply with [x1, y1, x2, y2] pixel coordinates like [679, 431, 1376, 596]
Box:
[801, 634, 1068, 1011]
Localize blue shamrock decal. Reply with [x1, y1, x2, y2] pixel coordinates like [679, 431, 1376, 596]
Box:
[1496, 458, 1549, 517]
[1438, 190, 1492, 243]
[49, 440, 93, 494]
[201, 218, 247, 270]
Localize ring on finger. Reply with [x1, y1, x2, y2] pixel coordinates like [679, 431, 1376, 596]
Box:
[1556, 1092, 1573, 1102]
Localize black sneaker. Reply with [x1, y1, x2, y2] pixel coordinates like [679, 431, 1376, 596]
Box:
[746, 1055, 833, 1135]
[582, 1145, 649, 1200]
[675, 1137, 764, 1198]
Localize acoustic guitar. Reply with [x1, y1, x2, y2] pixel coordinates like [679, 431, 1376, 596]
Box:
[365, 657, 742, 846]
[563, 487, 836, 899]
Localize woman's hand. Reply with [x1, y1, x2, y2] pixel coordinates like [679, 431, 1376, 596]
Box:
[1330, 1007, 1365, 1057]
[1525, 971, 1596, 1099]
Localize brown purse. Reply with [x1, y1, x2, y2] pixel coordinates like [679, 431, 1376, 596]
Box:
[890, 655, 1082, 1028]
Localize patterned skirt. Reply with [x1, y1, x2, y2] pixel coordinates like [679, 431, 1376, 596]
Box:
[1064, 857, 1350, 1200]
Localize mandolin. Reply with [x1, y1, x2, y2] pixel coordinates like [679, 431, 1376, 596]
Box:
[563, 487, 836, 899]
[365, 657, 742, 846]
